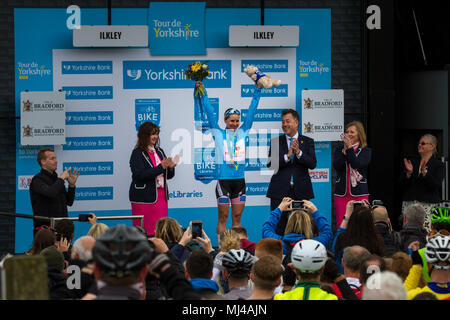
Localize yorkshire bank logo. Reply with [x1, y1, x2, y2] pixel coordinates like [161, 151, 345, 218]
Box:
[152, 19, 199, 40]
[298, 60, 329, 77]
[123, 60, 231, 89]
[127, 69, 142, 80]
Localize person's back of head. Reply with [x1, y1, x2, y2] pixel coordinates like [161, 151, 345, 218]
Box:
[92, 224, 152, 286]
[40, 245, 65, 272]
[412, 292, 438, 300]
[219, 229, 241, 253]
[87, 223, 109, 240]
[424, 234, 450, 273]
[71, 236, 96, 262]
[186, 250, 214, 279]
[359, 254, 387, 285]
[255, 238, 283, 261]
[362, 271, 406, 300]
[372, 206, 389, 224]
[338, 206, 384, 256]
[284, 209, 313, 239]
[403, 204, 426, 226]
[154, 217, 183, 244]
[29, 228, 56, 255]
[250, 255, 283, 292]
[430, 205, 450, 234]
[222, 249, 254, 281]
[231, 226, 248, 239]
[390, 251, 412, 281]
[54, 219, 75, 243]
[291, 239, 327, 281]
[342, 245, 371, 275]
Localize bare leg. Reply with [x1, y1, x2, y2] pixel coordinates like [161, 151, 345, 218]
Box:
[217, 204, 230, 236]
[231, 203, 245, 228]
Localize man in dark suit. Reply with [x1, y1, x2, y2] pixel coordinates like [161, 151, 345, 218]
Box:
[266, 109, 317, 235]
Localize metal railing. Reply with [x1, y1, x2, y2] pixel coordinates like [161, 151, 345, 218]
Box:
[0, 212, 144, 228]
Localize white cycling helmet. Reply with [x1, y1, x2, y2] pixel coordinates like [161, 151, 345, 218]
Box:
[424, 235, 450, 270]
[291, 239, 327, 273]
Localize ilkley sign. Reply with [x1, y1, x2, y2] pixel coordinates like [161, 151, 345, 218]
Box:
[74, 26, 148, 47]
[229, 26, 299, 47]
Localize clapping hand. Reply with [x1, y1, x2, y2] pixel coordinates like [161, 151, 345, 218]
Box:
[161, 158, 171, 169]
[291, 139, 300, 155]
[419, 158, 428, 176]
[67, 168, 79, 187]
[59, 168, 70, 181]
[403, 158, 413, 178]
[341, 133, 352, 150]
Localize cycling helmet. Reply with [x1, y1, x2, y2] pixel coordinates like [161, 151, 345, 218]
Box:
[221, 249, 254, 277]
[424, 235, 450, 270]
[291, 239, 327, 273]
[430, 205, 450, 225]
[93, 224, 152, 278]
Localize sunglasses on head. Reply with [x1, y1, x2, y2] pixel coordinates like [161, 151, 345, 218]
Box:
[224, 108, 240, 119]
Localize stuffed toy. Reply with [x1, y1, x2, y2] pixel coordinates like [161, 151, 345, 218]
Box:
[244, 65, 282, 89]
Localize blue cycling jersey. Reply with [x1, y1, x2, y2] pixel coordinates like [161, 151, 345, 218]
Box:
[195, 87, 261, 180]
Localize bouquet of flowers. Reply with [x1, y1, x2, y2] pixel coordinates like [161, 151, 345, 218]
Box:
[185, 61, 210, 96]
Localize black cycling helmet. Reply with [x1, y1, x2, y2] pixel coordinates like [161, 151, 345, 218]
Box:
[221, 249, 254, 278]
[93, 224, 152, 278]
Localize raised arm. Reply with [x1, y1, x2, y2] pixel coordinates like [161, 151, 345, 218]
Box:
[241, 88, 262, 132]
[195, 83, 220, 130]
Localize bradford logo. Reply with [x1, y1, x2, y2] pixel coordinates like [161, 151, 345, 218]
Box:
[304, 122, 313, 133]
[303, 98, 312, 109]
[22, 100, 32, 112]
[22, 125, 33, 137]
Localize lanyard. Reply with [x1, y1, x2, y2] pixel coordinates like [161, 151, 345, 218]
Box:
[226, 129, 238, 162]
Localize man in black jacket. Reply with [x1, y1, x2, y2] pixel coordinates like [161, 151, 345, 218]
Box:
[266, 109, 317, 235]
[29, 148, 79, 233]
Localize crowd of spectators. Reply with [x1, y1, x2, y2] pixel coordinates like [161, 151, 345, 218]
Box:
[2, 201, 450, 301]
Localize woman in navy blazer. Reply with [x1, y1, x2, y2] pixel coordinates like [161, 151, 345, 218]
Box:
[333, 121, 371, 228]
[129, 122, 177, 236]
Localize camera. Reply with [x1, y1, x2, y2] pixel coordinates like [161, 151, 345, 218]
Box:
[190, 220, 202, 239]
[78, 214, 93, 222]
[290, 200, 304, 210]
[371, 200, 384, 208]
[353, 201, 364, 209]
